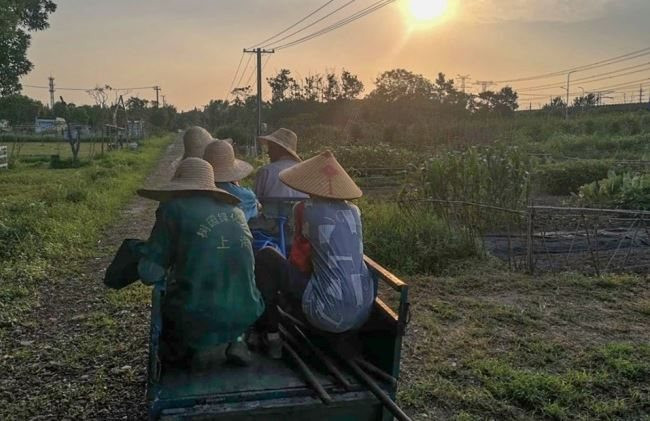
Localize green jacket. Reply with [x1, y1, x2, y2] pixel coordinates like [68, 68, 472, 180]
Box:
[138, 195, 264, 348]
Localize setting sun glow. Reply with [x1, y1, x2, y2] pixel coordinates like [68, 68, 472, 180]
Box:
[409, 0, 449, 22]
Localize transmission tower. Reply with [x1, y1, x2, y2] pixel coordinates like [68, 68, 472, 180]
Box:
[475, 80, 494, 93]
[456, 74, 471, 93]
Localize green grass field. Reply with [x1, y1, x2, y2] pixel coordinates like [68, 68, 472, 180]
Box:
[1, 141, 107, 160]
[0, 135, 173, 331]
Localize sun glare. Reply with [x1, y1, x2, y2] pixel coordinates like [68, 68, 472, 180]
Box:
[409, 0, 449, 22]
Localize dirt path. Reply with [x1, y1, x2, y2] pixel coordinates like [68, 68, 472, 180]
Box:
[3, 137, 182, 420]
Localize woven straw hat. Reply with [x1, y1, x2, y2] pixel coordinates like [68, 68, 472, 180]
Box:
[258, 128, 301, 162]
[138, 157, 240, 204]
[203, 139, 254, 182]
[182, 126, 212, 159]
[279, 150, 362, 200]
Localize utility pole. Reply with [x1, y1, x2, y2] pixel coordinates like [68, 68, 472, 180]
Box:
[456, 74, 471, 94]
[162, 95, 166, 107]
[640, 84, 644, 104]
[48, 76, 55, 109]
[243, 47, 274, 137]
[153, 85, 161, 107]
[474, 80, 494, 93]
[565, 71, 574, 120]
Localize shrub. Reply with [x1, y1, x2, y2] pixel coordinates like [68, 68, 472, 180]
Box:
[579, 171, 650, 209]
[534, 160, 612, 195]
[361, 202, 480, 274]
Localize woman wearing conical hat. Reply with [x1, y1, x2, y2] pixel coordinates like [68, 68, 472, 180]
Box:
[203, 139, 259, 221]
[135, 158, 264, 366]
[254, 151, 375, 358]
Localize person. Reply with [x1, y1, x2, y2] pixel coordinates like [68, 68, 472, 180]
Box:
[136, 157, 264, 366]
[172, 126, 212, 169]
[203, 138, 259, 221]
[254, 150, 375, 358]
[254, 128, 308, 200]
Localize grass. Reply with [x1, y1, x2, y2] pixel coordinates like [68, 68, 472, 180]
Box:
[0, 135, 173, 332]
[399, 261, 650, 420]
[1, 141, 106, 161]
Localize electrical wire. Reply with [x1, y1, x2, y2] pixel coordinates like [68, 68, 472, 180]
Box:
[249, 0, 338, 49]
[261, 0, 357, 49]
[493, 47, 650, 84]
[514, 61, 650, 91]
[225, 52, 246, 99]
[270, 0, 396, 51]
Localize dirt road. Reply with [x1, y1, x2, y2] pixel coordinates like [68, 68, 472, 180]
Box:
[3, 137, 182, 419]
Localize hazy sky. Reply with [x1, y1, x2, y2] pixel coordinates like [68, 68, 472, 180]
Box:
[20, 0, 650, 110]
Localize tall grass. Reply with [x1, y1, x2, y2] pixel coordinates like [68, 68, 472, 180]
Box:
[0, 135, 173, 328]
[361, 201, 480, 274]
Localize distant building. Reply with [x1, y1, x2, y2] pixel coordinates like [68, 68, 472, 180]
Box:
[127, 120, 145, 139]
[64, 124, 92, 140]
[35, 117, 66, 135]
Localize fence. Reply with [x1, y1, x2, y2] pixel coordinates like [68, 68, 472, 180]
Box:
[0, 145, 7, 169]
[399, 199, 650, 275]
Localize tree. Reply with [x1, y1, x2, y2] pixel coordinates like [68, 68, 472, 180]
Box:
[323, 72, 341, 102]
[542, 96, 567, 116]
[0, 94, 44, 124]
[303, 74, 322, 102]
[1, 1, 57, 95]
[573, 93, 597, 109]
[87, 85, 112, 108]
[340, 69, 364, 100]
[267, 69, 293, 103]
[369, 69, 434, 102]
[475, 87, 519, 117]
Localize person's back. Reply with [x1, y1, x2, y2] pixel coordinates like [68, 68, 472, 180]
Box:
[154, 196, 263, 350]
[299, 199, 374, 333]
[136, 158, 264, 365]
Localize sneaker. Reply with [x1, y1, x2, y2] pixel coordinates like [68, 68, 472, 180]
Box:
[264, 332, 283, 360]
[225, 341, 252, 367]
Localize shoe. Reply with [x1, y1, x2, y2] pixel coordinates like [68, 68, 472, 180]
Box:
[225, 341, 252, 366]
[264, 332, 283, 360]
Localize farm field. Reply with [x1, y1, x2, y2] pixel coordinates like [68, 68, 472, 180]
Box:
[1, 112, 649, 420]
[0, 141, 108, 161]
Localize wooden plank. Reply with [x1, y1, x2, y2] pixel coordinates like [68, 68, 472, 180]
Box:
[364, 255, 406, 291]
[375, 298, 398, 321]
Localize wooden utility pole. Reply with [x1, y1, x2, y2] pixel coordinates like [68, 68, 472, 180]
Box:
[153, 85, 161, 107]
[243, 48, 274, 137]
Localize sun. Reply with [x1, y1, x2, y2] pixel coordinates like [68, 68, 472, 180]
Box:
[409, 0, 449, 22]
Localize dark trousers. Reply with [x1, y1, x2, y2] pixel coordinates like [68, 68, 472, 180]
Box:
[254, 247, 309, 333]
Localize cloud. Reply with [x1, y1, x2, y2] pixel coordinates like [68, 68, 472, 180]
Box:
[459, 0, 616, 23]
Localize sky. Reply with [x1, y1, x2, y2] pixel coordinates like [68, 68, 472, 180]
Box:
[20, 0, 650, 110]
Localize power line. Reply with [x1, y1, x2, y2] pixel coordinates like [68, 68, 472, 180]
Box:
[515, 61, 650, 91]
[234, 53, 254, 90]
[494, 46, 650, 84]
[270, 0, 396, 51]
[249, 0, 338, 49]
[225, 52, 245, 99]
[262, 0, 357, 49]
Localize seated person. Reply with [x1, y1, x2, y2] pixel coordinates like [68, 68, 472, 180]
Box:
[254, 151, 375, 358]
[172, 126, 212, 169]
[137, 157, 264, 366]
[255, 128, 308, 212]
[203, 138, 259, 221]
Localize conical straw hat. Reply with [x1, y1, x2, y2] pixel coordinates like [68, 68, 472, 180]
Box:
[279, 150, 362, 200]
[203, 139, 254, 182]
[138, 157, 240, 204]
[182, 126, 212, 159]
[258, 128, 301, 162]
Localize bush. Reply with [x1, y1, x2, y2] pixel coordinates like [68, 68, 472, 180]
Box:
[579, 171, 650, 209]
[534, 160, 612, 195]
[361, 202, 480, 274]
